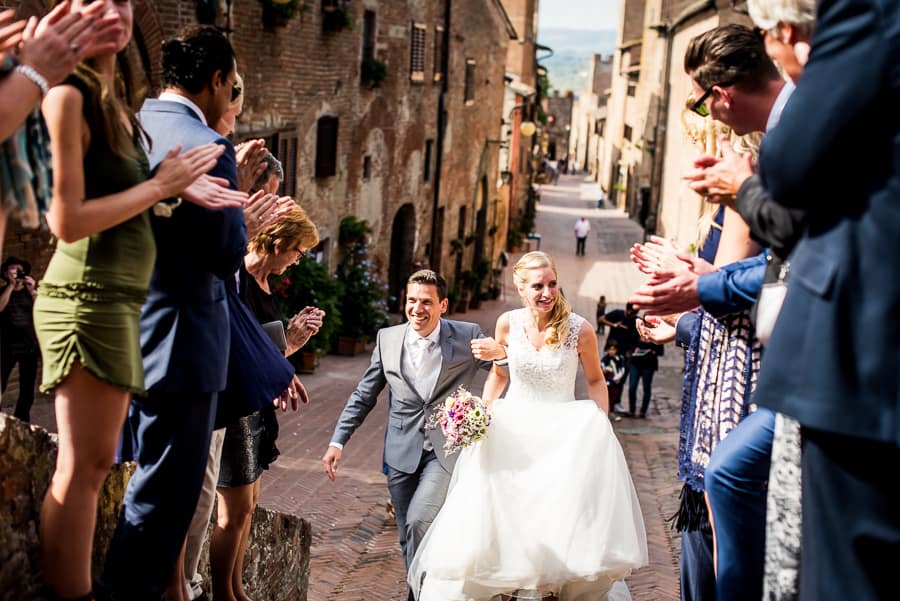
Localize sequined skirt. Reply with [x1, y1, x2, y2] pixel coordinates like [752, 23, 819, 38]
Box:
[218, 406, 280, 487]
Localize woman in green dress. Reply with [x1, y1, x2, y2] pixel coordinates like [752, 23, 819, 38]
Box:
[34, 2, 242, 598]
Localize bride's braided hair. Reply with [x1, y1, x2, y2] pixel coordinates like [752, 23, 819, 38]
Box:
[513, 251, 572, 348]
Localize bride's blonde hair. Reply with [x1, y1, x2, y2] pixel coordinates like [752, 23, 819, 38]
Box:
[513, 251, 571, 348]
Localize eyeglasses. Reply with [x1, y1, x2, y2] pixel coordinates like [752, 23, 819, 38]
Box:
[689, 80, 733, 117]
[230, 84, 243, 102]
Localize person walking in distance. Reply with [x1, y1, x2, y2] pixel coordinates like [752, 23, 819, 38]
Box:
[574, 216, 590, 256]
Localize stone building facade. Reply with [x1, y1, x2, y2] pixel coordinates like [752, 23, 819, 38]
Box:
[497, 0, 541, 255]
[544, 90, 574, 163]
[569, 53, 612, 183]
[597, 0, 753, 245]
[3, 0, 515, 295]
[1, 0, 516, 398]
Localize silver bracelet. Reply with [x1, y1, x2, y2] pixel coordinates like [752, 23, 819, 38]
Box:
[14, 64, 49, 97]
[493, 358, 508, 366]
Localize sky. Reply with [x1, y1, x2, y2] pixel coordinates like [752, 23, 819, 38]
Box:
[537, 0, 620, 31]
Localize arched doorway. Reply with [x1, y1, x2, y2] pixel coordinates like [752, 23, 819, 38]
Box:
[388, 204, 416, 313]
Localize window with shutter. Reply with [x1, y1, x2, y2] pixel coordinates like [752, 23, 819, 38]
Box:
[362, 10, 376, 62]
[464, 58, 475, 104]
[315, 116, 339, 178]
[424, 139, 433, 182]
[410, 23, 426, 82]
[238, 128, 297, 196]
[433, 24, 444, 82]
[279, 135, 298, 196]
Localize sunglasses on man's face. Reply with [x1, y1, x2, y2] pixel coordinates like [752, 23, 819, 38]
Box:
[689, 80, 734, 117]
[689, 87, 714, 117]
[231, 84, 243, 102]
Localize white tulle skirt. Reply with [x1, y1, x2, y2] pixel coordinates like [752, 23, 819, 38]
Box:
[409, 396, 648, 601]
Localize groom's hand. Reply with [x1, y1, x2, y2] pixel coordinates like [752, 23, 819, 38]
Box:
[323, 446, 342, 481]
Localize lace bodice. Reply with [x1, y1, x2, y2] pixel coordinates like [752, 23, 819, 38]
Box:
[505, 309, 585, 404]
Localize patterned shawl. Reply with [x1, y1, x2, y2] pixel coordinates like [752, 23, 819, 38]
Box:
[677, 309, 761, 492]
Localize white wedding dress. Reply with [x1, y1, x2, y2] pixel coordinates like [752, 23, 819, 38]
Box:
[409, 310, 648, 601]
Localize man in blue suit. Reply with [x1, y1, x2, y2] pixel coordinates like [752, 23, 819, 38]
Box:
[100, 26, 247, 601]
[753, 0, 900, 598]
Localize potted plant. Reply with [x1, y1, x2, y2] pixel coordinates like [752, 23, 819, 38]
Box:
[334, 216, 388, 355]
[361, 57, 387, 89]
[468, 259, 490, 309]
[322, 0, 352, 32]
[261, 0, 305, 27]
[488, 267, 503, 299]
[273, 256, 342, 373]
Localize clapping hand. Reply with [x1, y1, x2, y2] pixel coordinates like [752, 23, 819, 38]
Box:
[181, 174, 248, 210]
[273, 374, 308, 412]
[243, 191, 294, 239]
[683, 135, 755, 202]
[287, 306, 325, 350]
[471, 336, 506, 362]
[636, 315, 676, 345]
[235, 139, 268, 193]
[0, 10, 26, 54]
[630, 236, 688, 275]
[153, 143, 225, 199]
[19, 1, 121, 87]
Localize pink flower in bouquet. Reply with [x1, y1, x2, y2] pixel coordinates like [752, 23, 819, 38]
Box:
[425, 386, 492, 455]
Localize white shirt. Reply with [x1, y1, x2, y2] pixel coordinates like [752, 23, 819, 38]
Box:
[158, 92, 208, 126]
[765, 81, 795, 133]
[403, 322, 442, 402]
[575, 219, 591, 238]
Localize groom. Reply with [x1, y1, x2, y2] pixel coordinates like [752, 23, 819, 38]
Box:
[322, 270, 504, 583]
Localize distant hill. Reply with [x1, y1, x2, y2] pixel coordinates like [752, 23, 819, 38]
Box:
[537, 28, 617, 96]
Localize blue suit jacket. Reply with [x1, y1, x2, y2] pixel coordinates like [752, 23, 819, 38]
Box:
[755, 0, 900, 444]
[696, 252, 766, 318]
[137, 99, 247, 393]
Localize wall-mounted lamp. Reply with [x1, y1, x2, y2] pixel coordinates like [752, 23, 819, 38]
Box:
[519, 121, 537, 137]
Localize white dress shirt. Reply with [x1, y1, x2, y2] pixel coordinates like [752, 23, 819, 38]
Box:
[404, 322, 442, 402]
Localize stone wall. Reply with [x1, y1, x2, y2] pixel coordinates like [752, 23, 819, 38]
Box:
[0, 414, 311, 601]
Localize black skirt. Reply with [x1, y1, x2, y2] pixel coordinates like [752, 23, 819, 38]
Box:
[218, 406, 280, 488]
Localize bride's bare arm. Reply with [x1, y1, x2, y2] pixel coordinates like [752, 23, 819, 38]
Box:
[578, 322, 609, 413]
[481, 312, 511, 404]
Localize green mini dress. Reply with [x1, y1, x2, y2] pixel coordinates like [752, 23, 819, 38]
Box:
[33, 74, 156, 394]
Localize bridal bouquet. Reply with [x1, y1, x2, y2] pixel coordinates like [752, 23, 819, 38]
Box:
[426, 386, 492, 455]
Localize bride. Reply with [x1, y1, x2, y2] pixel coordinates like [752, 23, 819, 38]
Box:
[409, 251, 648, 601]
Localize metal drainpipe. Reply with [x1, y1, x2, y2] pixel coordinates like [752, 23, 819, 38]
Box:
[648, 25, 673, 237]
[429, 0, 452, 273]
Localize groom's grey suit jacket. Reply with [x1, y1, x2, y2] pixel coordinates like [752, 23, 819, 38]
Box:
[330, 318, 492, 473]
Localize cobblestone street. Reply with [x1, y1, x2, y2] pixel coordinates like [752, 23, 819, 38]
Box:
[258, 174, 686, 600]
